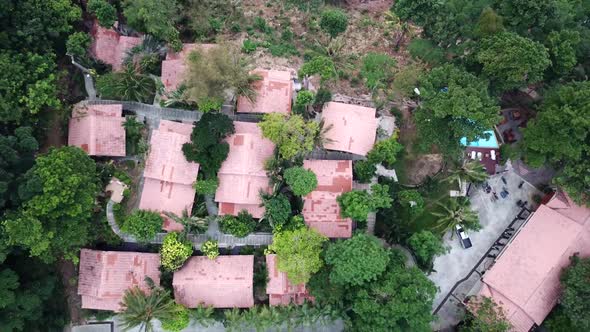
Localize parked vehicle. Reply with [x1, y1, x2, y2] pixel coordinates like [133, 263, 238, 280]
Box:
[455, 224, 473, 249]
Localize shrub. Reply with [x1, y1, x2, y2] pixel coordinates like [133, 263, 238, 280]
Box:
[295, 91, 315, 108]
[299, 56, 336, 81]
[201, 240, 219, 260]
[263, 194, 292, 231]
[160, 232, 193, 271]
[361, 53, 396, 91]
[66, 32, 91, 58]
[354, 160, 376, 183]
[407, 230, 448, 268]
[242, 39, 257, 53]
[193, 177, 218, 195]
[408, 39, 445, 65]
[284, 166, 318, 196]
[367, 135, 403, 166]
[96, 67, 156, 103]
[219, 210, 256, 238]
[398, 190, 425, 216]
[161, 304, 190, 332]
[88, 0, 117, 28]
[313, 88, 332, 107]
[337, 184, 393, 222]
[320, 9, 348, 38]
[121, 210, 163, 242]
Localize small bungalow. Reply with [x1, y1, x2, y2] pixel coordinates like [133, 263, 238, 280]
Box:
[302, 160, 353, 238]
[321, 102, 378, 156]
[461, 130, 500, 174]
[68, 104, 126, 157]
[161, 43, 216, 93]
[236, 69, 293, 115]
[89, 22, 141, 71]
[475, 191, 590, 331]
[139, 120, 199, 231]
[266, 254, 313, 306]
[215, 121, 275, 218]
[77, 249, 161, 311]
[173, 256, 254, 308]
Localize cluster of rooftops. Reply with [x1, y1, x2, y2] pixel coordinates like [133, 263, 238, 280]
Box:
[72, 22, 379, 311]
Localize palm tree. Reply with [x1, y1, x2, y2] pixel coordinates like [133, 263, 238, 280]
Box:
[314, 119, 335, 149]
[444, 160, 489, 189]
[431, 197, 480, 237]
[118, 277, 179, 332]
[164, 210, 209, 234]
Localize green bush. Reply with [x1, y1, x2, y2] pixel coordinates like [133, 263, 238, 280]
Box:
[66, 32, 91, 58]
[160, 232, 193, 271]
[242, 39, 257, 53]
[408, 39, 445, 65]
[367, 135, 403, 166]
[361, 53, 396, 91]
[320, 9, 348, 38]
[161, 304, 190, 332]
[121, 210, 163, 242]
[284, 166, 318, 196]
[398, 190, 425, 216]
[193, 177, 218, 195]
[299, 56, 336, 81]
[263, 194, 292, 231]
[201, 240, 219, 260]
[354, 160, 376, 183]
[88, 0, 117, 28]
[408, 230, 448, 270]
[197, 97, 222, 113]
[313, 88, 332, 107]
[219, 210, 256, 238]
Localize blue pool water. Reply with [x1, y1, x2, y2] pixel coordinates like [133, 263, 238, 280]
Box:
[460, 130, 499, 148]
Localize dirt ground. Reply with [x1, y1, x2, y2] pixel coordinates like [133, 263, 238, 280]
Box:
[58, 259, 83, 325]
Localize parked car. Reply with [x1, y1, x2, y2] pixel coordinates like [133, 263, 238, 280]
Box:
[455, 224, 473, 249]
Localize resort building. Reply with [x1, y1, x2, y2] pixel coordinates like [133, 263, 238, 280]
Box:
[68, 104, 126, 157]
[266, 254, 313, 306]
[236, 69, 293, 115]
[173, 256, 254, 308]
[321, 102, 377, 156]
[77, 249, 161, 311]
[161, 43, 216, 93]
[215, 121, 275, 218]
[302, 160, 353, 238]
[89, 22, 141, 71]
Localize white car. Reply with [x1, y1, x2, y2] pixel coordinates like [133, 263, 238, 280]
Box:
[455, 224, 473, 249]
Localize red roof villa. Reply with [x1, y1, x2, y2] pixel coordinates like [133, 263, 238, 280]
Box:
[90, 22, 141, 71]
[321, 102, 377, 156]
[68, 104, 126, 157]
[266, 254, 313, 306]
[302, 160, 353, 238]
[139, 120, 199, 231]
[476, 191, 590, 331]
[161, 43, 216, 93]
[215, 121, 275, 218]
[236, 69, 293, 115]
[173, 256, 254, 308]
[77, 249, 161, 312]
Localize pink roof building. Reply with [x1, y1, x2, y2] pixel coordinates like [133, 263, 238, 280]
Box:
[302, 160, 353, 238]
[161, 43, 216, 93]
[215, 122, 275, 218]
[68, 104, 126, 157]
[139, 120, 199, 229]
[477, 191, 590, 331]
[236, 69, 293, 115]
[90, 22, 141, 71]
[77, 249, 161, 312]
[266, 254, 313, 306]
[321, 102, 377, 156]
[173, 256, 254, 308]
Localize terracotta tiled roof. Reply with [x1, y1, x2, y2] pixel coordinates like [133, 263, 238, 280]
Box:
[90, 22, 141, 71]
[478, 192, 590, 331]
[321, 102, 377, 156]
[139, 120, 199, 220]
[77, 249, 161, 312]
[68, 104, 126, 157]
[266, 255, 313, 306]
[161, 43, 216, 93]
[237, 69, 293, 115]
[215, 122, 275, 218]
[302, 160, 353, 238]
[173, 256, 254, 308]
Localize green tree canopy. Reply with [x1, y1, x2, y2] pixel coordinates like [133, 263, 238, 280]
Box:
[546, 30, 581, 76]
[461, 296, 511, 332]
[319, 9, 348, 38]
[258, 113, 319, 160]
[88, 0, 117, 28]
[263, 194, 292, 231]
[496, 0, 557, 35]
[393, 0, 440, 27]
[269, 227, 327, 285]
[121, 210, 163, 243]
[407, 230, 448, 268]
[415, 64, 500, 156]
[432, 197, 481, 236]
[0, 52, 60, 124]
[476, 32, 550, 91]
[3, 146, 99, 262]
[523, 81, 590, 204]
[325, 233, 390, 287]
[559, 255, 590, 330]
[182, 112, 234, 178]
[123, 0, 182, 50]
[160, 232, 193, 271]
[337, 184, 393, 222]
[219, 210, 256, 238]
[367, 134, 403, 166]
[284, 167, 318, 196]
[398, 189, 425, 216]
